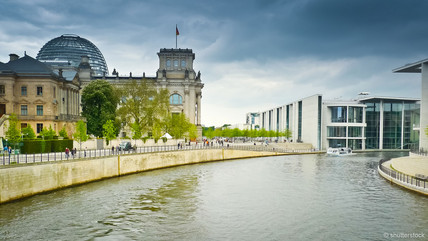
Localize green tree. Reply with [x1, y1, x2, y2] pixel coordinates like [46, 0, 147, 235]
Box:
[39, 125, 56, 140]
[116, 78, 170, 138]
[259, 128, 268, 137]
[231, 128, 242, 138]
[204, 127, 215, 139]
[283, 129, 292, 142]
[81, 79, 118, 137]
[187, 124, 198, 141]
[73, 120, 89, 150]
[102, 120, 117, 146]
[213, 128, 223, 138]
[166, 113, 192, 139]
[21, 125, 36, 139]
[5, 113, 22, 150]
[59, 126, 68, 138]
[131, 122, 142, 145]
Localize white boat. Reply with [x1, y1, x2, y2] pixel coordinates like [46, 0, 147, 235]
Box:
[327, 147, 353, 156]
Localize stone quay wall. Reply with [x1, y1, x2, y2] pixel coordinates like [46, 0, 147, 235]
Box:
[0, 149, 287, 204]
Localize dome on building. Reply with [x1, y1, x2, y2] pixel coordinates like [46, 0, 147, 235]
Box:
[36, 34, 108, 76]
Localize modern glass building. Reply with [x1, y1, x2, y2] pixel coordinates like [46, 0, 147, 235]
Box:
[247, 95, 420, 151]
[36, 34, 108, 76]
[360, 97, 420, 150]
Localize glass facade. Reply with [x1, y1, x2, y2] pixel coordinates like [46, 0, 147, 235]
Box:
[383, 102, 402, 149]
[37, 34, 108, 76]
[365, 102, 380, 149]
[403, 103, 420, 149]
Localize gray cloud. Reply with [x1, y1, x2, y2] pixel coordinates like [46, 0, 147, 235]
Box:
[0, 0, 425, 126]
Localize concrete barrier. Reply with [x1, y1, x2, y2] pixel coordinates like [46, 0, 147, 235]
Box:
[0, 149, 281, 204]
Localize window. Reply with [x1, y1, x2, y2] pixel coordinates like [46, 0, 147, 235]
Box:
[173, 60, 179, 68]
[37, 86, 43, 96]
[0, 85, 4, 95]
[169, 94, 183, 105]
[21, 123, 27, 129]
[21, 86, 27, 96]
[331, 106, 347, 123]
[37, 123, 43, 133]
[349, 127, 362, 137]
[21, 105, 28, 116]
[348, 107, 363, 123]
[166, 59, 171, 67]
[37, 105, 43, 116]
[181, 60, 186, 68]
[53, 86, 56, 98]
[327, 126, 346, 137]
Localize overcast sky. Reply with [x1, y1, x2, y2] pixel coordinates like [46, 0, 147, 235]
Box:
[0, 0, 426, 127]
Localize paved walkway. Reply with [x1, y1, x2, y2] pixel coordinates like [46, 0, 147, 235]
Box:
[389, 154, 428, 177]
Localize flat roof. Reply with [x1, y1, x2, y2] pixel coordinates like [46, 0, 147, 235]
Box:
[358, 96, 420, 102]
[393, 58, 428, 73]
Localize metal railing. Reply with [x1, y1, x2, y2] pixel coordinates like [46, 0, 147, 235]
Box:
[378, 159, 428, 190]
[1, 143, 318, 166]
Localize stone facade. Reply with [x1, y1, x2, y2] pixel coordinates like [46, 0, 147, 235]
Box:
[0, 54, 84, 137]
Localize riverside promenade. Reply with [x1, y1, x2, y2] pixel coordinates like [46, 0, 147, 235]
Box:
[378, 153, 428, 195]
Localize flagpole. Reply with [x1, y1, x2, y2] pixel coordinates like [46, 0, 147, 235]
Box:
[176, 24, 178, 49]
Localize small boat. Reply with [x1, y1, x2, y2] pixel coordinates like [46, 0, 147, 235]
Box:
[327, 147, 353, 156]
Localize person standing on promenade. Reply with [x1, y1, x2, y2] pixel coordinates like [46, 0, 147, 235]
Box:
[65, 147, 69, 158]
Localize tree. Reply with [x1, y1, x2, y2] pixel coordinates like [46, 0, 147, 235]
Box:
[5, 113, 21, 150]
[166, 113, 192, 139]
[187, 124, 198, 141]
[102, 120, 117, 146]
[39, 126, 56, 139]
[59, 126, 68, 138]
[21, 126, 36, 139]
[283, 129, 292, 142]
[81, 79, 119, 137]
[116, 78, 169, 138]
[73, 120, 89, 150]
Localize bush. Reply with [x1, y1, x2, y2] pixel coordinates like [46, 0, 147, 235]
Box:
[20, 139, 74, 154]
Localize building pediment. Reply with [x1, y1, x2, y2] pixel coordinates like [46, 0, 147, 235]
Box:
[0, 96, 9, 103]
[33, 99, 47, 105]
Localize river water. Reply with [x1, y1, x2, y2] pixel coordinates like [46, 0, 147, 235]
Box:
[0, 152, 427, 241]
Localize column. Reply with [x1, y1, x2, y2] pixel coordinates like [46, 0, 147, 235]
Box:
[420, 63, 428, 151]
[379, 100, 384, 150]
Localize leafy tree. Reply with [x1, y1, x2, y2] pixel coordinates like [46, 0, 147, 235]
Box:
[5, 113, 21, 150]
[283, 129, 292, 141]
[213, 128, 222, 138]
[116, 78, 169, 137]
[166, 113, 192, 139]
[73, 120, 89, 150]
[152, 122, 163, 143]
[39, 126, 56, 140]
[231, 128, 242, 138]
[21, 125, 36, 139]
[59, 126, 68, 138]
[81, 79, 119, 137]
[187, 124, 198, 141]
[259, 128, 268, 137]
[131, 122, 142, 144]
[102, 120, 117, 146]
[204, 128, 215, 139]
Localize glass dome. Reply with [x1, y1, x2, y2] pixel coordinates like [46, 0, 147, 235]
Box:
[36, 34, 108, 76]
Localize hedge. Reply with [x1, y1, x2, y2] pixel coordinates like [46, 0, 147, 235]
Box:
[20, 139, 74, 154]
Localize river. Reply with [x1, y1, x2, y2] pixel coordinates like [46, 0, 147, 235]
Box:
[0, 152, 427, 240]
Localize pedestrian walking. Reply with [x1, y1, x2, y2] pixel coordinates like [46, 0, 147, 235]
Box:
[65, 147, 70, 158]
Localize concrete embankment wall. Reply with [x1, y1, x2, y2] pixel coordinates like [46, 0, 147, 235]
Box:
[0, 149, 283, 204]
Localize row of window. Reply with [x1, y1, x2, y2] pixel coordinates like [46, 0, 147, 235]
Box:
[21, 123, 44, 133]
[0, 85, 54, 97]
[330, 106, 363, 123]
[20, 105, 44, 116]
[166, 59, 186, 69]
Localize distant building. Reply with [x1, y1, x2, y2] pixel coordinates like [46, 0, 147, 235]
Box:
[246, 94, 420, 151]
[0, 53, 84, 137]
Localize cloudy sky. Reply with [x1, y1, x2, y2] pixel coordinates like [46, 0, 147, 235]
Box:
[0, 0, 427, 127]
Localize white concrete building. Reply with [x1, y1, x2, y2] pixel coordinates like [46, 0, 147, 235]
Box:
[247, 94, 420, 151]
